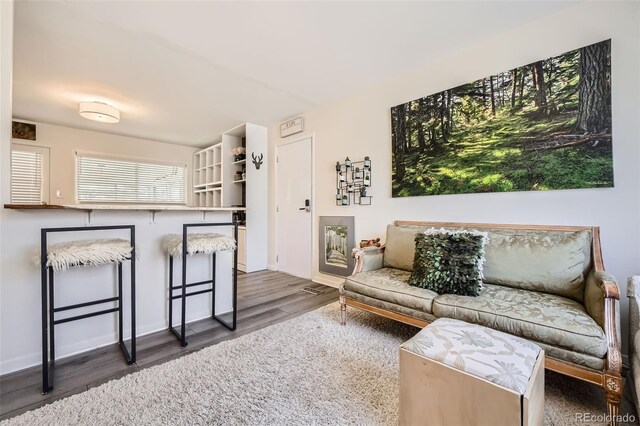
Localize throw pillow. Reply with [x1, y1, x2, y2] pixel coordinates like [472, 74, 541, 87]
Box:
[409, 228, 488, 296]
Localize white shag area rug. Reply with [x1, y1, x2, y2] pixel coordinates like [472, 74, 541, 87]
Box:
[3, 303, 637, 425]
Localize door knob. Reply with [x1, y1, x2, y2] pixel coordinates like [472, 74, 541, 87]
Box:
[299, 199, 311, 212]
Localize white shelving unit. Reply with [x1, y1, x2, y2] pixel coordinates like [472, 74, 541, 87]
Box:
[192, 123, 268, 272]
[193, 143, 222, 207]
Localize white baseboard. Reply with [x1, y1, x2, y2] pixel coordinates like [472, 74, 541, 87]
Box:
[0, 308, 232, 376]
[312, 273, 344, 288]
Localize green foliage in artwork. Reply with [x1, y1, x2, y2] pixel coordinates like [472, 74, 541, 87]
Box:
[409, 232, 485, 296]
[391, 40, 613, 197]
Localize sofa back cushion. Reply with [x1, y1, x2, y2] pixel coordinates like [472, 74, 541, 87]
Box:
[385, 223, 593, 302]
[383, 225, 421, 271]
[479, 228, 592, 302]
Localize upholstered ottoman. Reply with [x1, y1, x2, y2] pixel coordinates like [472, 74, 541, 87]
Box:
[400, 318, 544, 426]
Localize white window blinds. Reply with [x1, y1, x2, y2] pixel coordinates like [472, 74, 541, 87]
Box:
[76, 154, 186, 204]
[11, 149, 43, 204]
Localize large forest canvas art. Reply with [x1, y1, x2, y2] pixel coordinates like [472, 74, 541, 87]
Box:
[391, 39, 613, 197]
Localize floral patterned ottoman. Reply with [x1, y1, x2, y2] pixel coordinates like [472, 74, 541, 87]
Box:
[400, 318, 544, 426]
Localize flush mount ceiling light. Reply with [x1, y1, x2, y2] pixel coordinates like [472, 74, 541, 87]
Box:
[78, 101, 120, 123]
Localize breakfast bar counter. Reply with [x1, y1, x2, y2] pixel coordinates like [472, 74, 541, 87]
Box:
[0, 204, 238, 374]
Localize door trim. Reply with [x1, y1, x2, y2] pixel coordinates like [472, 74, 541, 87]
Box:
[274, 134, 315, 279]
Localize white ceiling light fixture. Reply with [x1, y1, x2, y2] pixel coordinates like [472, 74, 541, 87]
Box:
[78, 101, 120, 123]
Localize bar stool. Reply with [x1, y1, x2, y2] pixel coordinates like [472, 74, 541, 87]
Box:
[162, 222, 238, 347]
[38, 225, 136, 394]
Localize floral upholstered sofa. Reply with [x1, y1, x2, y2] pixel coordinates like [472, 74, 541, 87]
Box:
[339, 221, 622, 418]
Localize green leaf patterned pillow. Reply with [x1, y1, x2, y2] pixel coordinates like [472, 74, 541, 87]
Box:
[409, 228, 488, 296]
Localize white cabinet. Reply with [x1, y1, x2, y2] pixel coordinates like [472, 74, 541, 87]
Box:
[193, 123, 268, 272]
[237, 227, 247, 272]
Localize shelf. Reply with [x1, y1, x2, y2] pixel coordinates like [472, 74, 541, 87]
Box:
[233, 179, 246, 184]
[214, 162, 222, 166]
[232, 159, 246, 165]
[4, 204, 245, 212]
[195, 187, 222, 193]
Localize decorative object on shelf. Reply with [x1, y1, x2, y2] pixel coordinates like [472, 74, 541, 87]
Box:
[359, 238, 381, 248]
[391, 39, 613, 198]
[235, 171, 243, 181]
[251, 152, 264, 170]
[318, 216, 355, 277]
[12, 121, 36, 140]
[231, 146, 246, 162]
[242, 167, 246, 180]
[335, 156, 372, 206]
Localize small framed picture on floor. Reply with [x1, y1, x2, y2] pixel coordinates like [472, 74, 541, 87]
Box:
[318, 216, 355, 277]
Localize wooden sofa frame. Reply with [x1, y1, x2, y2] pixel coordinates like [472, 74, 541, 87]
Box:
[339, 221, 623, 423]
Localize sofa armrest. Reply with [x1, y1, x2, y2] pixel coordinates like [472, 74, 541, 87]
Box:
[584, 269, 618, 329]
[352, 246, 385, 274]
[594, 271, 623, 384]
[628, 276, 640, 371]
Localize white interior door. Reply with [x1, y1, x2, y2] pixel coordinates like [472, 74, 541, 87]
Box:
[276, 137, 312, 279]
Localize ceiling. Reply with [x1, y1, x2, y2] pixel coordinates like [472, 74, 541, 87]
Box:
[12, 1, 576, 147]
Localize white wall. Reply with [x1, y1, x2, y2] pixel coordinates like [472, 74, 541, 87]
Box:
[268, 2, 640, 350]
[10, 121, 198, 205]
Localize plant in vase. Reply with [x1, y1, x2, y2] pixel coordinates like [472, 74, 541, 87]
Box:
[231, 147, 246, 162]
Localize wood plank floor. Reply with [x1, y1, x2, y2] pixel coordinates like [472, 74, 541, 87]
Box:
[0, 270, 339, 421]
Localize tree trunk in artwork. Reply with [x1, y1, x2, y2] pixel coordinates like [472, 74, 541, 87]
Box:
[393, 104, 407, 181]
[576, 41, 610, 133]
[511, 69, 518, 108]
[532, 61, 548, 114]
[489, 76, 496, 116]
[418, 98, 427, 150]
[519, 68, 526, 106]
[439, 92, 448, 143]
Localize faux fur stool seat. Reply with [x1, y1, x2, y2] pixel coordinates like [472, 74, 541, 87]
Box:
[34, 239, 134, 271]
[162, 233, 236, 257]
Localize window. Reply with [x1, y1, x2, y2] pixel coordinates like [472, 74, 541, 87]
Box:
[11, 144, 49, 204]
[76, 154, 186, 204]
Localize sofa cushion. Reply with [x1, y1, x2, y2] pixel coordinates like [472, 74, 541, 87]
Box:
[409, 229, 487, 296]
[342, 290, 437, 323]
[432, 283, 607, 358]
[479, 229, 591, 301]
[343, 268, 438, 313]
[383, 225, 421, 271]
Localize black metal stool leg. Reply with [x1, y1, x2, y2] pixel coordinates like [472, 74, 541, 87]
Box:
[48, 267, 55, 374]
[130, 234, 136, 363]
[211, 253, 216, 318]
[168, 256, 173, 330]
[180, 227, 188, 347]
[118, 263, 123, 346]
[40, 258, 51, 394]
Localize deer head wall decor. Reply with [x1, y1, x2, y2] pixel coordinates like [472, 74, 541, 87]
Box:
[252, 152, 264, 170]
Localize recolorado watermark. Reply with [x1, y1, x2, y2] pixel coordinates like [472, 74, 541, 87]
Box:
[575, 412, 636, 423]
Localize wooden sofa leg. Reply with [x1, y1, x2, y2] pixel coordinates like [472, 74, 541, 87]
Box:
[339, 295, 347, 326]
[605, 374, 622, 425]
